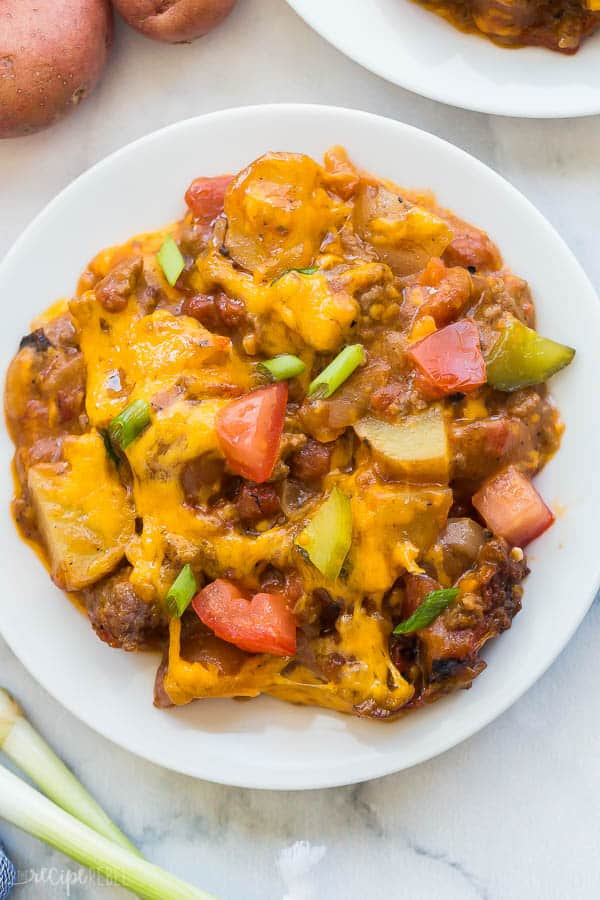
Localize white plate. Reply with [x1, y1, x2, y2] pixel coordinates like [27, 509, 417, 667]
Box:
[287, 0, 600, 118]
[1, 105, 599, 790]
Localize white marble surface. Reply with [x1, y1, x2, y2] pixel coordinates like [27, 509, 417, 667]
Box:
[1, 1, 600, 897]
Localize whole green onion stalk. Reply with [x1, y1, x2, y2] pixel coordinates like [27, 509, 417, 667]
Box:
[0, 765, 214, 900]
[0, 689, 136, 852]
[0, 689, 215, 899]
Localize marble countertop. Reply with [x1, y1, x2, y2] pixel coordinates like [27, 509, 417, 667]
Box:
[1, 1, 600, 896]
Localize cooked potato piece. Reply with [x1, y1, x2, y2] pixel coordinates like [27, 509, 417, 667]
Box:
[268, 270, 359, 353]
[197, 249, 388, 354]
[354, 406, 449, 483]
[0, 0, 113, 139]
[126, 398, 225, 480]
[347, 482, 452, 593]
[72, 298, 241, 425]
[223, 152, 348, 279]
[353, 184, 452, 275]
[27, 432, 134, 590]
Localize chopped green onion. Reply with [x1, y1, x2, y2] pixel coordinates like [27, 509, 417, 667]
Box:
[271, 266, 318, 285]
[308, 344, 365, 399]
[295, 487, 352, 582]
[100, 428, 121, 467]
[0, 764, 215, 900]
[0, 688, 137, 854]
[157, 235, 185, 286]
[108, 399, 151, 450]
[166, 564, 197, 618]
[393, 588, 459, 634]
[258, 354, 306, 381]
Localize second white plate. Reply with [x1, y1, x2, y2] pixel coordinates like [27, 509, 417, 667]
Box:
[287, 0, 600, 117]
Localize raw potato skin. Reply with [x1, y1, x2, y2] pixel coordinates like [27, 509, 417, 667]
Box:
[113, 0, 237, 43]
[0, 0, 113, 139]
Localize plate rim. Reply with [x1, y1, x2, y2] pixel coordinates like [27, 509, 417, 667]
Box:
[286, 0, 600, 119]
[2, 103, 600, 790]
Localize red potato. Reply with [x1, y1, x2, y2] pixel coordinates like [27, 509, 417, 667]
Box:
[113, 0, 237, 43]
[0, 0, 113, 139]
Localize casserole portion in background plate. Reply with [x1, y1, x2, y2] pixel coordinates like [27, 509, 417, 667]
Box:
[286, 0, 600, 117]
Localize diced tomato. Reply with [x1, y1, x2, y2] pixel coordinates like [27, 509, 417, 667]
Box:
[472, 466, 554, 547]
[184, 175, 233, 224]
[417, 257, 446, 288]
[192, 579, 297, 657]
[216, 382, 287, 483]
[418, 266, 473, 327]
[408, 318, 487, 398]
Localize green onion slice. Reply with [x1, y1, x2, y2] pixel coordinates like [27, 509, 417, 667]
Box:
[108, 399, 151, 450]
[295, 487, 352, 582]
[100, 428, 121, 467]
[393, 588, 459, 635]
[258, 354, 306, 381]
[157, 235, 185, 286]
[166, 564, 197, 618]
[271, 266, 318, 285]
[308, 344, 365, 399]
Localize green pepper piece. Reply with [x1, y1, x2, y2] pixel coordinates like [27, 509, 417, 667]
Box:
[295, 487, 352, 582]
[485, 316, 575, 392]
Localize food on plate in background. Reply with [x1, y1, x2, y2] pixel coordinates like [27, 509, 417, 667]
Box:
[112, 0, 237, 43]
[411, 0, 600, 52]
[5, 146, 575, 721]
[0, 0, 113, 139]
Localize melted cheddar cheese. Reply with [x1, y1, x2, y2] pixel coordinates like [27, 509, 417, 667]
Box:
[5, 147, 564, 720]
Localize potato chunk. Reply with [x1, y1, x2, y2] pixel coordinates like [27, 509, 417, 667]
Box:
[224, 152, 348, 279]
[354, 405, 449, 483]
[353, 184, 452, 275]
[72, 299, 238, 426]
[197, 251, 389, 354]
[27, 432, 134, 590]
[347, 481, 452, 593]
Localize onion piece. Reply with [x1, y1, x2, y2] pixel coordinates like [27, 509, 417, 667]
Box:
[0, 688, 136, 853]
[0, 764, 213, 900]
[439, 518, 486, 561]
